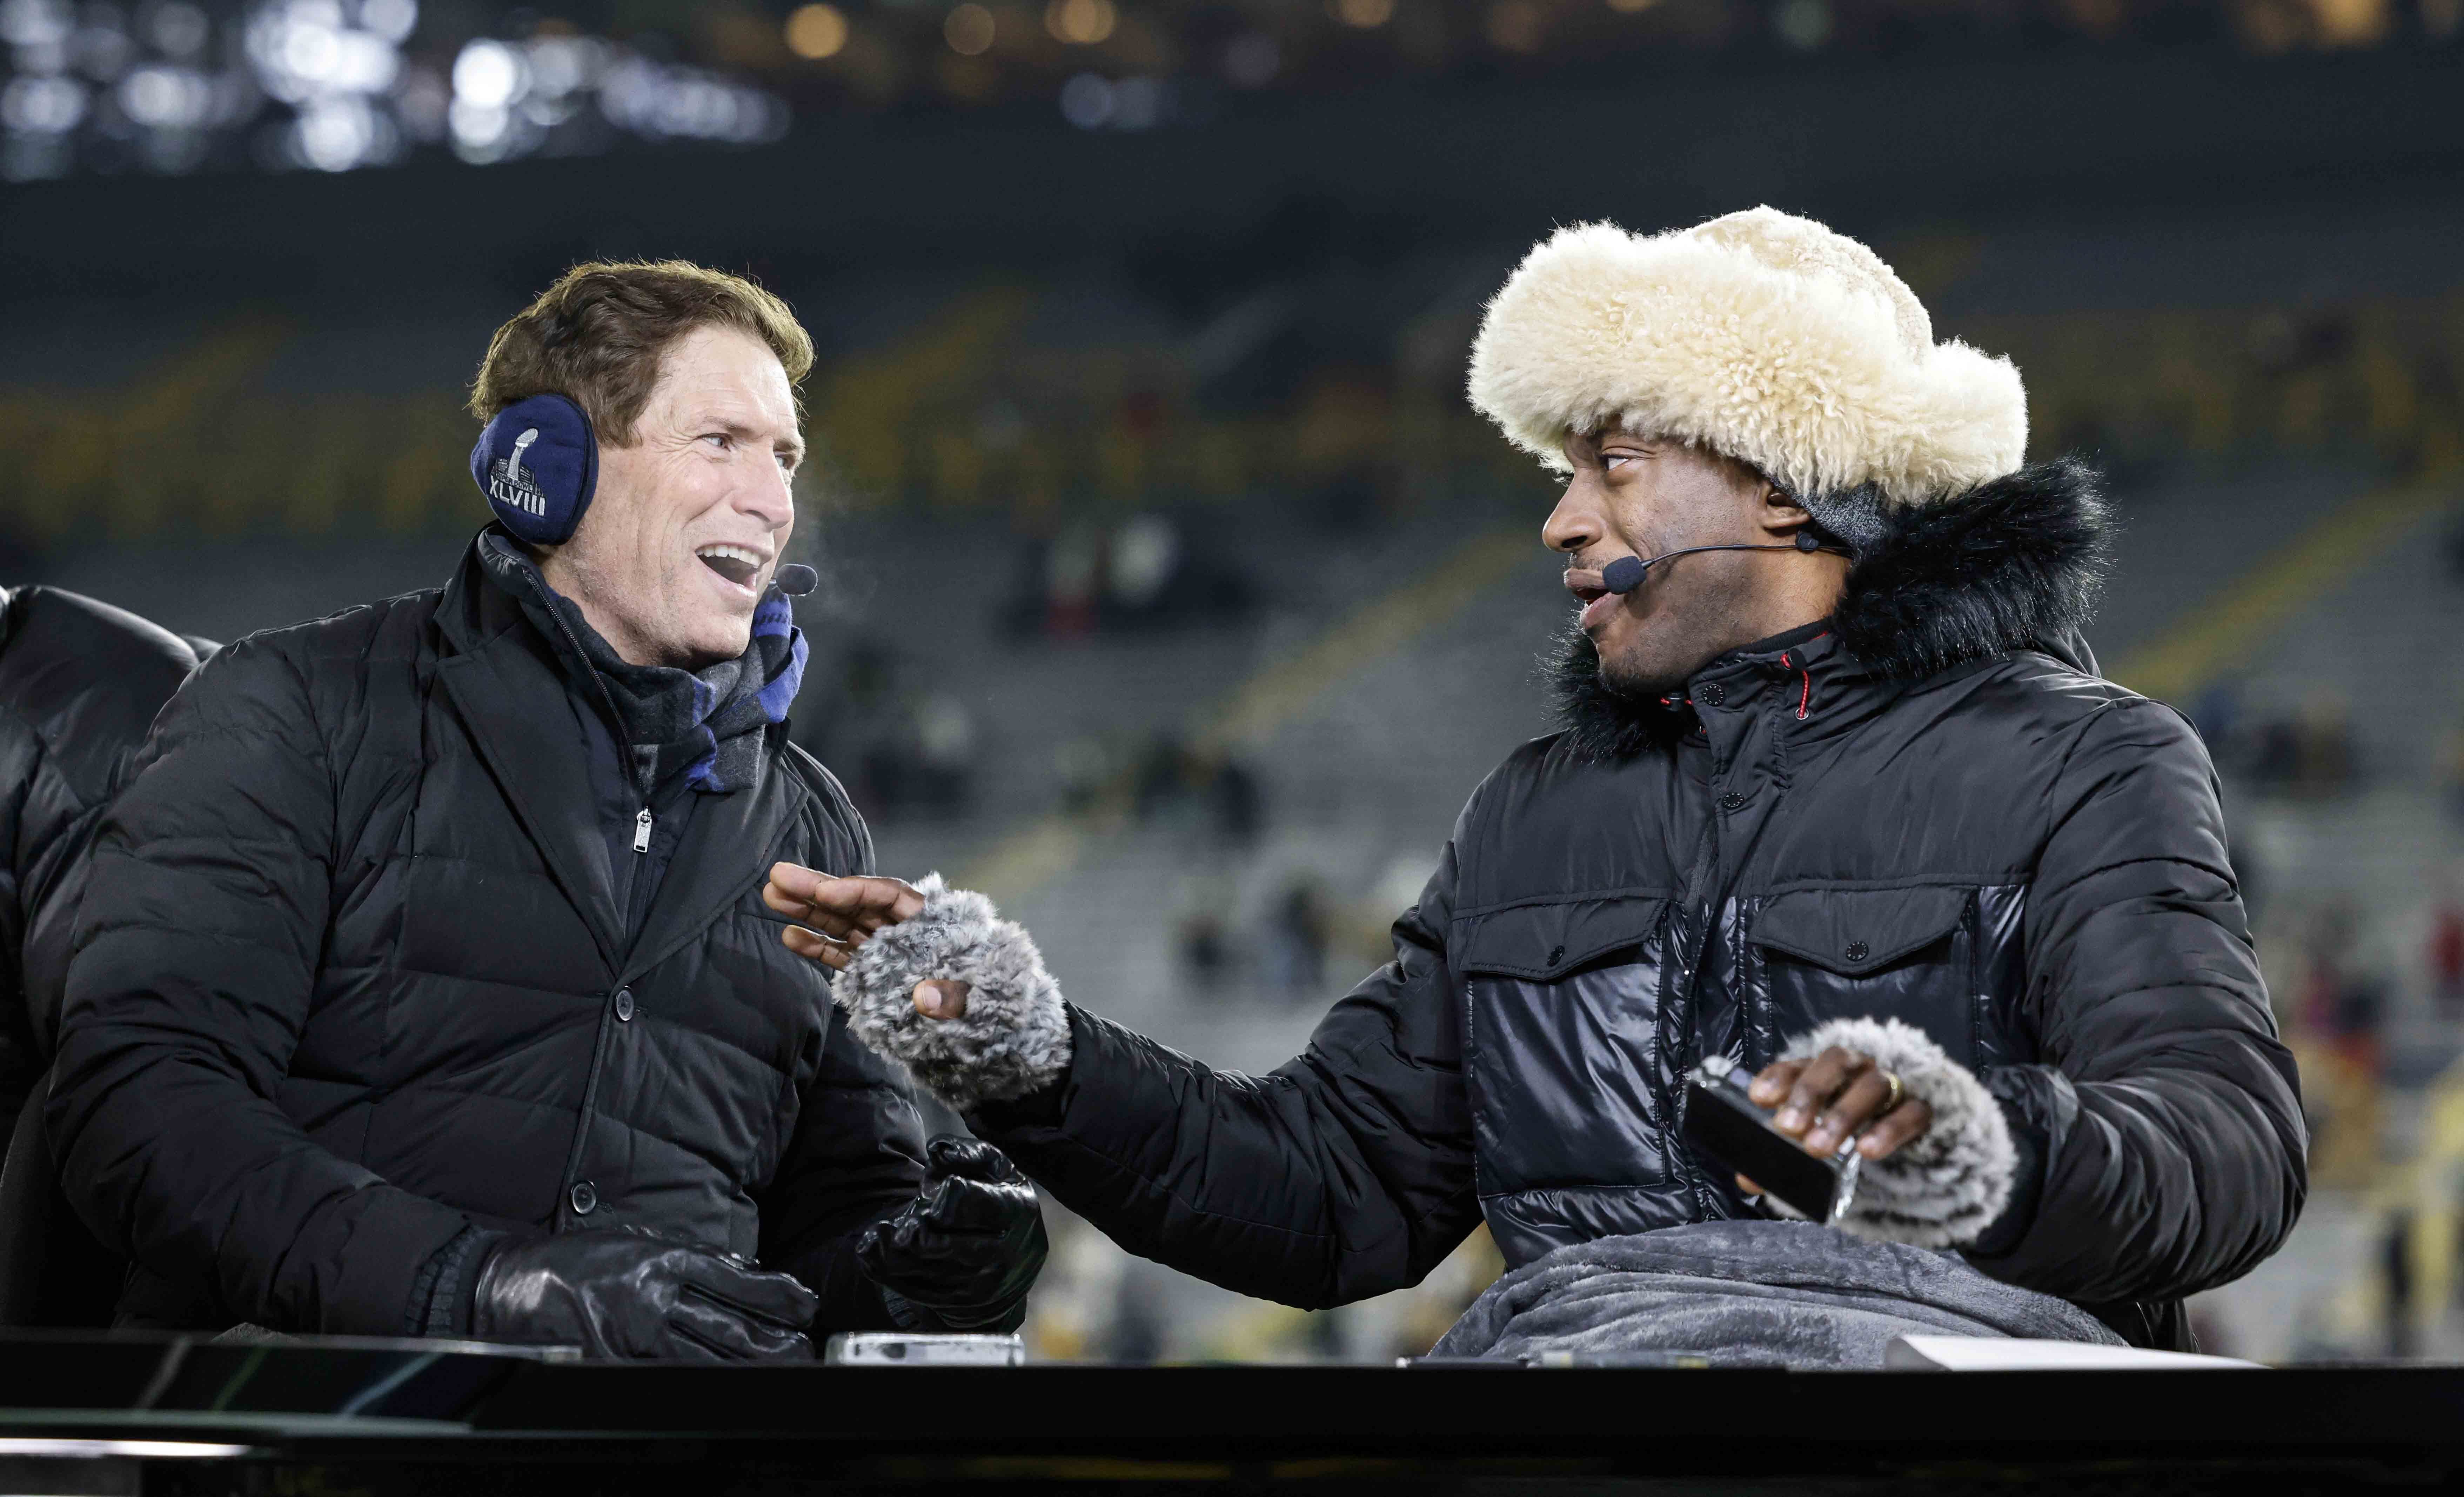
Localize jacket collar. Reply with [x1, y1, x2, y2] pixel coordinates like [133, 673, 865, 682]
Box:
[1826, 457, 2109, 682]
[1552, 459, 2110, 760]
[427, 531, 809, 975]
[431, 533, 629, 963]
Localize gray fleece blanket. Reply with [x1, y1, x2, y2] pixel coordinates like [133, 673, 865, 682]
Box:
[1431, 1220, 2122, 1370]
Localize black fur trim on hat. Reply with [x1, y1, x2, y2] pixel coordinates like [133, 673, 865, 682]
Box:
[1829, 457, 2110, 682]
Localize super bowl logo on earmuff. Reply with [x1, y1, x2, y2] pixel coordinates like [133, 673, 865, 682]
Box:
[469, 392, 598, 545]
[487, 427, 550, 517]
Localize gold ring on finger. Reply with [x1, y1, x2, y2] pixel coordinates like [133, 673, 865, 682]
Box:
[1879, 1070, 1905, 1114]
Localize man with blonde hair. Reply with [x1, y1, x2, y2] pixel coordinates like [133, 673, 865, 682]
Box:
[48, 261, 1045, 1357]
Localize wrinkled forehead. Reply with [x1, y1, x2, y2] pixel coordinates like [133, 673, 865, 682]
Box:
[644, 325, 802, 435]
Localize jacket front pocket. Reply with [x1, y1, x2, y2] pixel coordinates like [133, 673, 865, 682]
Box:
[1747, 885, 1976, 1068]
[1453, 895, 1673, 1197]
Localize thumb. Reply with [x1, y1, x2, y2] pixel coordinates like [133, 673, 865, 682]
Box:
[913, 979, 971, 1020]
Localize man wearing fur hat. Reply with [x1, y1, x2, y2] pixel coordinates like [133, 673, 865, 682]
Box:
[768, 208, 2305, 1351]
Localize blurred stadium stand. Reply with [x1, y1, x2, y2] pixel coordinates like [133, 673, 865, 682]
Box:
[8, 0, 2464, 1364]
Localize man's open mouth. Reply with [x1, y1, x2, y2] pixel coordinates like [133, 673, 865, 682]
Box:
[1564, 571, 1620, 633]
[696, 544, 767, 591]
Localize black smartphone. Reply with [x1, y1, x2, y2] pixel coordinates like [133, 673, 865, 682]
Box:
[1680, 1056, 1858, 1225]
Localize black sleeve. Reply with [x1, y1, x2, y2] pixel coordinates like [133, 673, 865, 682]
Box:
[45, 640, 471, 1334]
[972, 837, 1482, 1310]
[756, 1012, 930, 1333]
[754, 786, 929, 1332]
[1967, 699, 2307, 1304]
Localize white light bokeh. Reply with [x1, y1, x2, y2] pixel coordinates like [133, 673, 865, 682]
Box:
[0, 0, 74, 49]
[119, 60, 207, 125]
[2, 0, 788, 175]
[1059, 70, 1111, 127]
[450, 37, 520, 109]
[293, 93, 374, 168]
[357, 0, 415, 45]
[145, 1, 209, 57]
[0, 68, 82, 129]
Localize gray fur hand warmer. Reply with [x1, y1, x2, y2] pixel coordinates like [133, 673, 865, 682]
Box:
[828, 874, 1073, 1114]
[1780, 1016, 2017, 1250]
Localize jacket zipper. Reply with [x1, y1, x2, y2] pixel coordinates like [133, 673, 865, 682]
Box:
[509, 557, 658, 831]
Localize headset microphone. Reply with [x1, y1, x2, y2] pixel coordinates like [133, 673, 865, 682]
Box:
[1601, 531, 1840, 596]
[774, 564, 818, 596]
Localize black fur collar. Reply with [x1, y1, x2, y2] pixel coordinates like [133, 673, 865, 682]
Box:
[1547, 458, 2110, 758]
[1829, 457, 2109, 681]
[1544, 624, 1691, 760]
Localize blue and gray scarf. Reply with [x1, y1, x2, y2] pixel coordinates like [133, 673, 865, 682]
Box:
[480, 530, 807, 797]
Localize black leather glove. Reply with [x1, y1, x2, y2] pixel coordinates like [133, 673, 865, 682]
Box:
[471, 1230, 819, 1362]
[857, 1136, 1047, 1332]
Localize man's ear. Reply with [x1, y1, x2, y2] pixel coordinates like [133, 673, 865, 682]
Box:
[1760, 484, 1817, 540]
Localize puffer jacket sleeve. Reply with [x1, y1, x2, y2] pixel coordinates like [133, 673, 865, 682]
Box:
[1967, 697, 2306, 1305]
[972, 834, 1482, 1310]
[46, 637, 472, 1335]
[758, 1014, 930, 1331]
[756, 779, 931, 1332]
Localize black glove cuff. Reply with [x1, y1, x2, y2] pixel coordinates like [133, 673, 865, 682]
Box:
[406, 1224, 505, 1339]
[875, 1285, 1029, 1335]
[878, 1287, 934, 1333]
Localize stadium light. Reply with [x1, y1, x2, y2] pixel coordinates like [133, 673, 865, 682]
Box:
[786, 4, 850, 59]
[1046, 0, 1117, 46]
[946, 3, 997, 56]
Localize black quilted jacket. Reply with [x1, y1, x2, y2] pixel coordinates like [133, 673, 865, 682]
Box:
[47, 537, 928, 1334]
[977, 462, 2306, 1350]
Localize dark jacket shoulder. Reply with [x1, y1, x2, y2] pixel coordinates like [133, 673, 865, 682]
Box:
[779, 739, 875, 878]
[0, 586, 208, 804]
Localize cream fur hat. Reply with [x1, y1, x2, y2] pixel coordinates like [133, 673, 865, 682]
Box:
[1466, 207, 2027, 507]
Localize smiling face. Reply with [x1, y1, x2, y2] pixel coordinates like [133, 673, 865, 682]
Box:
[1544, 430, 1845, 696]
[537, 324, 805, 670]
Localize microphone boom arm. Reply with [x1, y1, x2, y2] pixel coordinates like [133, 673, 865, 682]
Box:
[1600, 532, 1847, 596]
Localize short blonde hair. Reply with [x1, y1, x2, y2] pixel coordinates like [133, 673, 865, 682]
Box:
[469, 259, 814, 445]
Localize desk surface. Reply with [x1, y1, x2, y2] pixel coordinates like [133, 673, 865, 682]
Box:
[0, 1332, 2457, 1492]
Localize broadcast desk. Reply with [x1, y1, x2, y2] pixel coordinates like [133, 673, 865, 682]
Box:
[1, 1332, 2459, 1494]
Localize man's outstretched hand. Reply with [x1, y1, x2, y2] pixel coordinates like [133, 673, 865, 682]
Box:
[1735, 1045, 1934, 1197]
[763, 863, 971, 1018]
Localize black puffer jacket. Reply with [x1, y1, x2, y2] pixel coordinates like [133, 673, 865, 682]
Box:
[47, 538, 929, 1334]
[0, 586, 210, 1137]
[977, 463, 2305, 1349]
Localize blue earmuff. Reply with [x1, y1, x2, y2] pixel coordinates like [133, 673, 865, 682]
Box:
[470, 393, 598, 545]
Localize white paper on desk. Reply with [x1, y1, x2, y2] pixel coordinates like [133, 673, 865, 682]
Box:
[1885, 1335, 2264, 1371]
